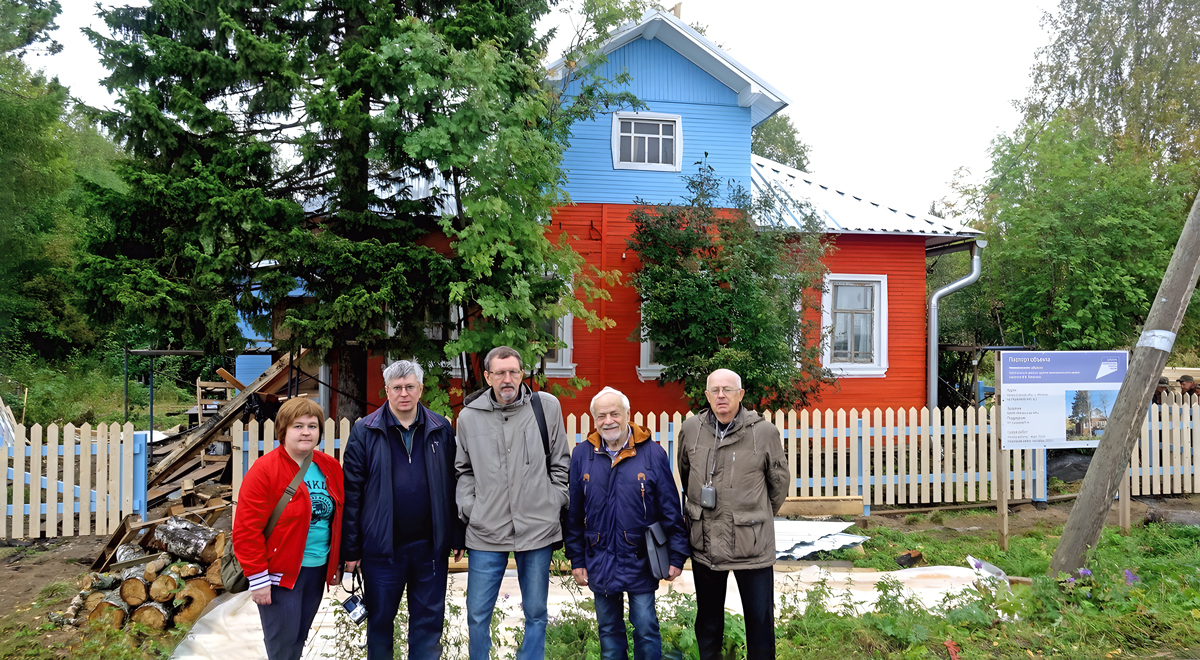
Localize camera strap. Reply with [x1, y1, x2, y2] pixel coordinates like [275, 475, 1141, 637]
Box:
[704, 412, 727, 487]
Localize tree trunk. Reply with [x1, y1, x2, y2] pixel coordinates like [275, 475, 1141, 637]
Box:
[143, 555, 170, 582]
[149, 563, 200, 602]
[88, 591, 128, 629]
[131, 601, 175, 631]
[336, 344, 367, 421]
[173, 579, 217, 625]
[84, 589, 114, 613]
[149, 517, 224, 564]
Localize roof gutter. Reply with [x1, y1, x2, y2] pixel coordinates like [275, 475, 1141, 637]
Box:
[928, 239, 987, 410]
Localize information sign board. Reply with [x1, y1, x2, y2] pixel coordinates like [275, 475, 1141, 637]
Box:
[998, 350, 1129, 449]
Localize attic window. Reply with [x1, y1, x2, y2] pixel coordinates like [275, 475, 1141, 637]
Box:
[611, 112, 683, 172]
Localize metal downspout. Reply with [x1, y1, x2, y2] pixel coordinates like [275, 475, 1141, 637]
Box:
[928, 240, 987, 410]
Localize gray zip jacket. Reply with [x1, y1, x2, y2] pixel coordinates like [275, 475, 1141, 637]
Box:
[455, 384, 570, 552]
[678, 406, 788, 570]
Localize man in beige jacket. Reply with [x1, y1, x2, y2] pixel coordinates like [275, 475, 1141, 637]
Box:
[678, 368, 788, 660]
[455, 346, 570, 660]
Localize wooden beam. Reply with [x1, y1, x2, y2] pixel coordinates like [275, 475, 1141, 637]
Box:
[147, 350, 305, 489]
[777, 496, 862, 517]
[216, 369, 246, 390]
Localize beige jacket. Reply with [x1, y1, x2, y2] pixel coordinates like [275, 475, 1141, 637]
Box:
[454, 384, 570, 552]
[677, 407, 788, 570]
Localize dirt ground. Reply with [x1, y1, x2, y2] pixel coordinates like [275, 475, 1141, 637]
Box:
[0, 495, 1197, 657]
[862, 491, 1200, 539]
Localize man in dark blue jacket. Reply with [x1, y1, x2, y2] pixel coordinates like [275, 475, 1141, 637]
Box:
[341, 360, 465, 659]
[564, 387, 688, 660]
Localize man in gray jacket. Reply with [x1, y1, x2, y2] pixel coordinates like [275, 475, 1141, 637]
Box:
[678, 368, 788, 660]
[455, 346, 570, 660]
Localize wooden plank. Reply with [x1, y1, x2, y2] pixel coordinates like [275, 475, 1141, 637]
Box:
[1150, 405, 1161, 494]
[896, 408, 907, 504]
[122, 423, 134, 516]
[931, 407, 942, 503]
[46, 424, 60, 536]
[787, 410, 797, 497]
[247, 420, 260, 472]
[671, 412, 683, 492]
[908, 407, 918, 504]
[920, 407, 931, 503]
[882, 408, 894, 504]
[30, 424, 42, 537]
[1024, 447, 1034, 501]
[147, 350, 305, 488]
[95, 423, 108, 536]
[15, 426, 27, 537]
[823, 409, 834, 498]
[966, 406, 977, 502]
[799, 410, 810, 498]
[231, 421, 244, 504]
[1140, 409, 1151, 495]
[837, 409, 848, 497]
[953, 407, 965, 503]
[646, 410, 657, 446]
[107, 423, 120, 532]
[566, 414, 577, 447]
[978, 405, 989, 501]
[79, 424, 92, 536]
[90, 513, 142, 571]
[776, 496, 862, 517]
[1189, 400, 1198, 493]
[871, 408, 882, 505]
[849, 408, 860, 505]
[1172, 398, 1183, 493]
[63, 424, 75, 536]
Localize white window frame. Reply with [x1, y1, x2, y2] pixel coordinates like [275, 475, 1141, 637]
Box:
[821, 274, 889, 378]
[445, 307, 576, 379]
[636, 309, 666, 381]
[611, 111, 683, 172]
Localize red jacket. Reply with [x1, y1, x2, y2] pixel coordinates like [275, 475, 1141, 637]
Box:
[233, 446, 344, 590]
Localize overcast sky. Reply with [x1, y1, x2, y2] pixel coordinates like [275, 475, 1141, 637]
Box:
[40, 0, 1055, 219]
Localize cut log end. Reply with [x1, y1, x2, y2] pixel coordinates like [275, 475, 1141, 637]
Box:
[131, 601, 174, 631]
[205, 561, 224, 590]
[149, 574, 180, 603]
[173, 579, 217, 625]
[120, 578, 149, 608]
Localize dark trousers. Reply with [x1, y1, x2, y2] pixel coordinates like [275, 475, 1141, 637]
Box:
[692, 562, 775, 660]
[362, 539, 448, 660]
[257, 564, 327, 660]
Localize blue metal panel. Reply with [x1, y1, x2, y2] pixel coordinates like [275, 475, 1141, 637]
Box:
[562, 100, 751, 205]
[237, 354, 274, 388]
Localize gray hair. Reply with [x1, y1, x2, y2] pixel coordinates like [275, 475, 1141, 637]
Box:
[706, 368, 743, 390]
[590, 386, 630, 415]
[484, 345, 523, 372]
[382, 359, 424, 385]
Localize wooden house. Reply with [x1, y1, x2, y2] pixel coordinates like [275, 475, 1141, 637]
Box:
[236, 10, 982, 420]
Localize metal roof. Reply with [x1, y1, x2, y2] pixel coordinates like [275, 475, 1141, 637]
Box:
[749, 155, 982, 248]
[545, 10, 790, 127]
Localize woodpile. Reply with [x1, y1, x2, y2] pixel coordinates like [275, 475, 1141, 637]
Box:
[48, 517, 229, 631]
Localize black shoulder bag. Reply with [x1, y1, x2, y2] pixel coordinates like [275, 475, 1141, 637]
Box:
[640, 449, 671, 580]
[529, 392, 569, 551]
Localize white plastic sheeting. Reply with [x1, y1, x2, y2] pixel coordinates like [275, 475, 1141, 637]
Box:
[775, 520, 870, 559]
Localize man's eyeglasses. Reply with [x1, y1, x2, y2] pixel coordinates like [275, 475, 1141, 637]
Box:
[388, 384, 420, 394]
[487, 369, 524, 380]
[707, 387, 740, 396]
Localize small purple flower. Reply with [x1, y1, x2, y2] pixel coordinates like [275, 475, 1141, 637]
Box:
[1066, 577, 1075, 583]
[1078, 568, 1092, 577]
[1125, 569, 1140, 585]
[974, 560, 983, 569]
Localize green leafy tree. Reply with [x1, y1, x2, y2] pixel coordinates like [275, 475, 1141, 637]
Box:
[80, 0, 638, 418]
[0, 0, 60, 57]
[963, 114, 1192, 351]
[628, 163, 832, 410]
[751, 113, 811, 172]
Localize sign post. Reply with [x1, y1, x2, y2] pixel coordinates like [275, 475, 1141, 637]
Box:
[997, 350, 1129, 546]
[995, 352, 1008, 550]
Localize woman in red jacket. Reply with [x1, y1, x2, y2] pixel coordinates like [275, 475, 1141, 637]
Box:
[232, 397, 344, 660]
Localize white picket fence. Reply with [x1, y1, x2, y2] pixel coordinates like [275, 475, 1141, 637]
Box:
[3, 422, 146, 539]
[6, 400, 1197, 539]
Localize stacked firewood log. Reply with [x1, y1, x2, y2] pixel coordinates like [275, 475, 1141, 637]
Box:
[48, 516, 228, 631]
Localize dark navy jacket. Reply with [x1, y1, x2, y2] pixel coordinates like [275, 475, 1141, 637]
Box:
[341, 403, 465, 563]
[564, 423, 688, 596]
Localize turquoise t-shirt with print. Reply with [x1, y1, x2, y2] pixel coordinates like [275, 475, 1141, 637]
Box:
[302, 461, 334, 567]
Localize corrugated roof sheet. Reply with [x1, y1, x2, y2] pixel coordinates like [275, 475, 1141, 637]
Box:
[750, 155, 982, 246]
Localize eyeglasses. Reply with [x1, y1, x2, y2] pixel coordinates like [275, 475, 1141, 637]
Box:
[487, 369, 524, 380]
[707, 387, 740, 396]
[388, 384, 420, 394]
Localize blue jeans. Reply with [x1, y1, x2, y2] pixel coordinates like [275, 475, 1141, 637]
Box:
[594, 591, 662, 660]
[465, 545, 553, 660]
[361, 540, 447, 660]
[256, 564, 326, 660]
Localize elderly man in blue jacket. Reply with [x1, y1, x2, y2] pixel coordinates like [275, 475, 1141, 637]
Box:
[341, 360, 465, 659]
[565, 387, 688, 660]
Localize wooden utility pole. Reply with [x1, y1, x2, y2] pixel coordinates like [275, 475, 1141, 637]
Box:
[1049, 186, 1200, 576]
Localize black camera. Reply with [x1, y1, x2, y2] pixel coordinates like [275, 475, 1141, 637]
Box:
[341, 593, 367, 625]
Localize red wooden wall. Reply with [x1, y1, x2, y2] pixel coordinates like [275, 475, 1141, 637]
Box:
[356, 207, 932, 420]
